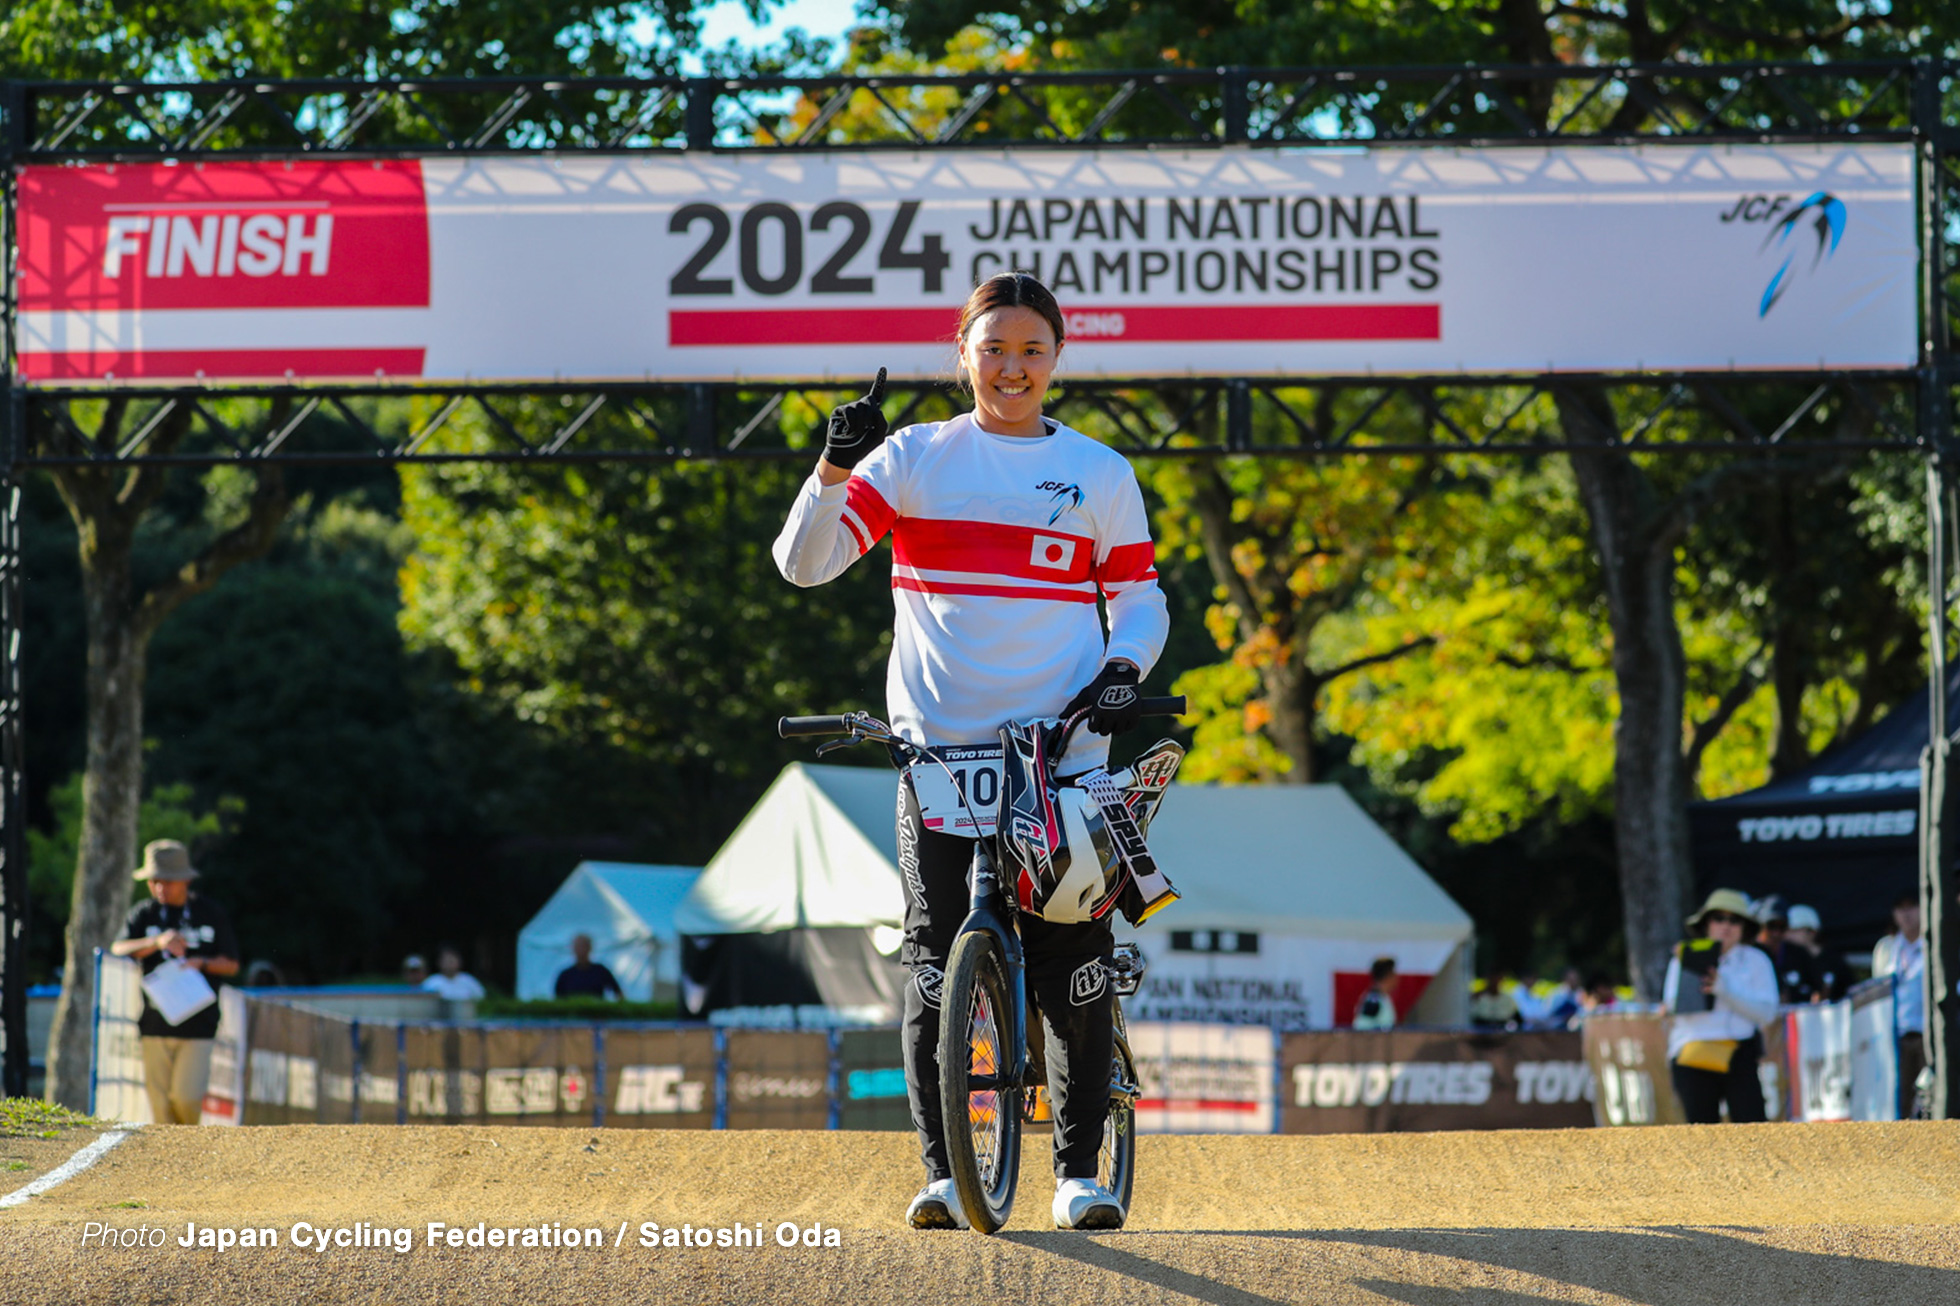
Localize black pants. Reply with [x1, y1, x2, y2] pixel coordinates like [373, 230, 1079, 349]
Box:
[897, 772, 1114, 1182]
[1670, 1035, 1766, 1124]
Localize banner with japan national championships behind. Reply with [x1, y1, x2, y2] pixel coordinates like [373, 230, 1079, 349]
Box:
[13, 143, 1917, 385]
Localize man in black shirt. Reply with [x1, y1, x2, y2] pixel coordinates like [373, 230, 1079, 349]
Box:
[110, 840, 239, 1124]
[553, 933, 623, 1000]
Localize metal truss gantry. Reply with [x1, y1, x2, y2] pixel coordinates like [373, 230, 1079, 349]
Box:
[1, 58, 1956, 1105]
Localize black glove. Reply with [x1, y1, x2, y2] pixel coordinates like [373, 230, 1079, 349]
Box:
[1064, 661, 1143, 736]
[823, 368, 890, 470]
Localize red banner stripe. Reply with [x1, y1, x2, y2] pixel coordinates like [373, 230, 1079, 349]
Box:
[673, 308, 957, 346]
[18, 348, 426, 381]
[1136, 1099, 1262, 1111]
[672, 303, 1439, 346]
[893, 575, 1099, 605]
[894, 517, 1096, 584]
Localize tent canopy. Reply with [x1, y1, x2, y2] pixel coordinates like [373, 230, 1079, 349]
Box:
[675, 764, 904, 936]
[1689, 670, 1958, 950]
[515, 862, 702, 1001]
[678, 762, 1469, 945]
[1131, 784, 1473, 944]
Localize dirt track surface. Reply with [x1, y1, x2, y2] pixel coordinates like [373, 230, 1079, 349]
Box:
[3, 1122, 1958, 1304]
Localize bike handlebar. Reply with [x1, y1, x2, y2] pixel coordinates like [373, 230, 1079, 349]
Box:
[778, 714, 852, 738]
[776, 697, 1186, 740]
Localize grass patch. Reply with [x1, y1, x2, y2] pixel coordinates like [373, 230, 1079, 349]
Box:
[112, 1199, 146, 1209]
[6, 1160, 30, 1171]
[475, 996, 681, 1021]
[0, 1098, 106, 1139]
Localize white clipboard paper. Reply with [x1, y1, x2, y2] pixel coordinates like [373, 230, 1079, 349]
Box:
[141, 957, 218, 1026]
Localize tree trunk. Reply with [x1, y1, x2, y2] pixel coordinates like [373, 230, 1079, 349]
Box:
[1260, 659, 1317, 784]
[44, 533, 146, 1108]
[1560, 387, 1696, 1001]
[40, 426, 289, 1107]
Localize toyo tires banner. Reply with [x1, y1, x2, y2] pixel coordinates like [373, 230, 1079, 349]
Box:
[14, 143, 1915, 385]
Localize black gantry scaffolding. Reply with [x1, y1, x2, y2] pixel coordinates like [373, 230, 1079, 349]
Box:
[1, 60, 1956, 1110]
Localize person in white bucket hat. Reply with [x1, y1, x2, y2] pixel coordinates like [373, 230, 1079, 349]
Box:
[109, 839, 239, 1124]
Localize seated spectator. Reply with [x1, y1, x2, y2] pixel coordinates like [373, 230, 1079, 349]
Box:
[1511, 968, 1552, 1028]
[401, 954, 428, 987]
[421, 945, 486, 1002]
[1469, 973, 1521, 1030]
[1543, 967, 1584, 1029]
[1353, 957, 1398, 1030]
[1785, 905, 1849, 1002]
[1578, 972, 1619, 1022]
[554, 934, 624, 1000]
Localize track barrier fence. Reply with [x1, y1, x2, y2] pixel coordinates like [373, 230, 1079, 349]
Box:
[89, 953, 1905, 1130]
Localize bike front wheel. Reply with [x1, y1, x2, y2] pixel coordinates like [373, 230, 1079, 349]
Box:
[939, 930, 1021, 1233]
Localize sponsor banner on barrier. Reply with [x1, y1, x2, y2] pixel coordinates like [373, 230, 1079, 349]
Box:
[91, 953, 151, 1124]
[198, 987, 249, 1126]
[1280, 1029, 1593, 1133]
[1785, 1001, 1853, 1121]
[725, 1030, 831, 1130]
[1584, 1012, 1787, 1125]
[837, 1028, 910, 1131]
[16, 144, 1914, 384]
[1583, 1014, 1682, 1127]
[1848, 978, 1899, 1121]
[1129, 1021, 1276, 1133]
[600, 1028, 717, 1128]
[1128, 936, 1455, 1029]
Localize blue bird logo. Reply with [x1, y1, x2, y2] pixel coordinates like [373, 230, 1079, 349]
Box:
[1759, 192, 1846, 317]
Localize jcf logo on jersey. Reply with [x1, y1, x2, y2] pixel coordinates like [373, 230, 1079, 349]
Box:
[1070, 960, 1108, 1006]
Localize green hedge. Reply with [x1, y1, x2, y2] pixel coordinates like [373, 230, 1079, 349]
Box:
[474, 996, 681, 1021]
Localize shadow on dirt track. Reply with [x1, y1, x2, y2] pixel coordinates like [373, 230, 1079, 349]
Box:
[1284, 1226, 1960, 1306]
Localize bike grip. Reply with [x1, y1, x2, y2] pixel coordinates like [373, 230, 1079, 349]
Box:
[1140, 696, 1188, 717]
[778, 715, 850, 738]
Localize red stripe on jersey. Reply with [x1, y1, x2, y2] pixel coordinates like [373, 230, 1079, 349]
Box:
[893, 575, 1099, 604]
[1096, 541, 1158, 589]
[892, 518, 1095, 584]
[845, 477, 896, 544]
[841, 515, 868, 555]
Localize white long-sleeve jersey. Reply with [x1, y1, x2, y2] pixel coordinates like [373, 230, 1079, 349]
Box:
[774, 412, 1169, 770]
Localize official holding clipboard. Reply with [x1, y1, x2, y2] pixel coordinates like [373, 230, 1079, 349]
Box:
[110, 839, 240, 1124]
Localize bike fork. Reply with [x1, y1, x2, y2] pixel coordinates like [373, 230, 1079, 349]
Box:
[960, 841, 1030, 1093]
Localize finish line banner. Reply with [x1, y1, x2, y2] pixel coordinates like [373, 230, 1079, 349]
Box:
[15, 143, 1915, 385]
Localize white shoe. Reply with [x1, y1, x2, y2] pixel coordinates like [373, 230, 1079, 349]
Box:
[906, 1178, 971, 1230]
[1053, 1177, 1124, 1230]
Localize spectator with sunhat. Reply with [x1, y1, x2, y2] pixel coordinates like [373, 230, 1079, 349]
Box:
[109, 839, 239, 1125]
[1663, 888, 1780, 1124]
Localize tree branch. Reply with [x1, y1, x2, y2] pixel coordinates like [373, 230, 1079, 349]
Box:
[1684, 644, 1768, 783]
[1317, 634, 1437, 686]
[132, 465, 291, 643]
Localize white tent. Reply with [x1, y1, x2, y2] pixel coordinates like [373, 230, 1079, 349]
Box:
[516, 862, 702, 1002]
[674, 765, 907, 1020]
[1125, 784, 1474, 1029]
[677, 764, 1473, 1029]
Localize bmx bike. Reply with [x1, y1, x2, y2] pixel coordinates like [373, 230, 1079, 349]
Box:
[778, 698, 1184, 1232]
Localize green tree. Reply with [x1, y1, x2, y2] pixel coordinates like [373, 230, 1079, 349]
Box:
[396, 404, 899, 860]
[7, 0, 748, 1107]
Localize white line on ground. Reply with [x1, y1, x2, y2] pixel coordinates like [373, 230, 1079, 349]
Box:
[0, 1130, 134, 1209]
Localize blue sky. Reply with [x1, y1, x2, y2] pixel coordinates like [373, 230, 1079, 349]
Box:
[694, 0, 867, 52]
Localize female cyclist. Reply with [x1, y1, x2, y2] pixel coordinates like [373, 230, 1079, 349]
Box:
[773, 271, 1168, 1230]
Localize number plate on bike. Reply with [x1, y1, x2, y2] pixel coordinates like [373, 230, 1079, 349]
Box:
[907, 745, 1004, 837]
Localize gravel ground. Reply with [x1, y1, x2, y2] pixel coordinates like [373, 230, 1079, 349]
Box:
[2, 1122, 1955, 1304]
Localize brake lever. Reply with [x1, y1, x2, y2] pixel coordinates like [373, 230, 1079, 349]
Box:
[815, 737, 859, 757]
